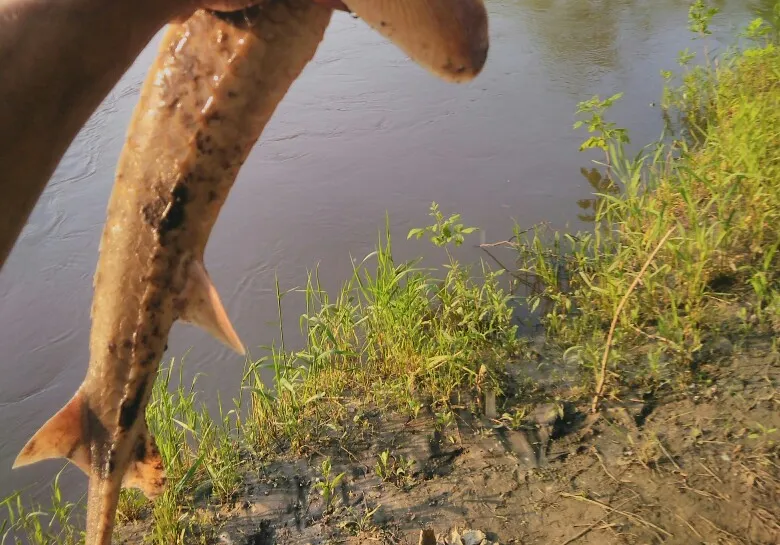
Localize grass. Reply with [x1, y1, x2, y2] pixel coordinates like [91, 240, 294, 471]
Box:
[2, 2, 779, 543]
[0, 471, 84, 545]
[507, 4, 780, 407]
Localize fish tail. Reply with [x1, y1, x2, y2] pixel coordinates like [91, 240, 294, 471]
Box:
[14, 388, 167, 499]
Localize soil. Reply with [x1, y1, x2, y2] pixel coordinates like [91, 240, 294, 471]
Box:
[117, 334, 779, 545]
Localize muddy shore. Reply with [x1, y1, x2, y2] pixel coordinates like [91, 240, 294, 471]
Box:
[116, 332, 779, 545]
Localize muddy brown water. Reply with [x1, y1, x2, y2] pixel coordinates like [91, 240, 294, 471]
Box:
[0, 0, 763, 505]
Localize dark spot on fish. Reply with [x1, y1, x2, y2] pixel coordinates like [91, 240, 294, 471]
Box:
[152, 325, 161, 338]
[209, 5, 262, 29]
[164, 343, 169, 352]
[196, 133, 211, 155]
[141, 334, 149, 345]
[108, 342, 117, 355]
[123, 339, 133, 349]
[134, 436, 147, 462]
[158, 184, 189, 235]
[142, 352, 156, 367]
[108, 458, 116, 473]
[380, 20, 386, 27]
[172, 184, 189, 206]
[85, 405, 110, 477]
[208, 190, 218, 203]
[227, 90, 238, 99]
[206, 111, 221, 123]
[119, 381, 147, 430]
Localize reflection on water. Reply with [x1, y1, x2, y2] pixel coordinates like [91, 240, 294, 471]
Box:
[575, 167, 620, 224]
[0, 0, 761, 503]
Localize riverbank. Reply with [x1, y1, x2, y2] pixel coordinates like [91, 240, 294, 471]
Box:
[3, 4, 780, 544]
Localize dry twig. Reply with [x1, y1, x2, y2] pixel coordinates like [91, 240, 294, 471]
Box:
[591, 446, 630, 484]
[560, 492, 673, 537]
[696, 514, 746, 544]
[557, 498, 633, 545]
[592, 227, 676, 413]
[698, 461, 723, 484]
[655, 437, 683, 473]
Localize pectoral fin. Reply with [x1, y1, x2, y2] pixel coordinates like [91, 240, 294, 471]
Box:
[179, 260, 245, 355]
[13, 390, 91, 474]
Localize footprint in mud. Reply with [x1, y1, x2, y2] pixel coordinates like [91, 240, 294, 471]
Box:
[469, 402, 583, 468]
[243, 520, 274, 545]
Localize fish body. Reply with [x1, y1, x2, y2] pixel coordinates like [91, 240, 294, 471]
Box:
[14, 2, 333, 543]
[13, 1, 489, 544]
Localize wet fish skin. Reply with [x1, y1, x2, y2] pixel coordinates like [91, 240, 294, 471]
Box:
[344, 0, 489, 82]
[12, 1, 489, 544]
[14, 3, 334, 543]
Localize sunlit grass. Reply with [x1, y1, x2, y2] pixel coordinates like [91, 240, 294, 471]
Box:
[508, 13, 780, 401]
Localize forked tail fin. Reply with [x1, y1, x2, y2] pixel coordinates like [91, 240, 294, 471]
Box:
[14, 390, 167, 500]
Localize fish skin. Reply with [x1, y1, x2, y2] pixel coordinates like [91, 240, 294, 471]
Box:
[13, 1, 489, 544]
[344, 0, 489, 82]
[15, 2, 334, 544]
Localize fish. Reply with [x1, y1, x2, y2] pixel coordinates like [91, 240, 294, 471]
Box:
[12, 1, 489, 544]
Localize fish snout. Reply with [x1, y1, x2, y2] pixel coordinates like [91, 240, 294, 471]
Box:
[447, 3, 490, 82]
[344, 0, 490, 84]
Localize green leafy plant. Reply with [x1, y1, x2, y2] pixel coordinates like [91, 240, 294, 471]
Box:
[374, 450, 415, 489]
[573, 93, 630, 159]
[408, 201, 478, 250]
[312, 457, 346, 513]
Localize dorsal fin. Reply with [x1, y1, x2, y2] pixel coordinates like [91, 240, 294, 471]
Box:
[178, 260, 246, 355]
[123, 426, 167, 500]
[13, 390, 91, 474]
[344, 0, 489, 82]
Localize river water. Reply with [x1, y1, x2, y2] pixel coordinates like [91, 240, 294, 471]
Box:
[0, 0, 764, 504]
